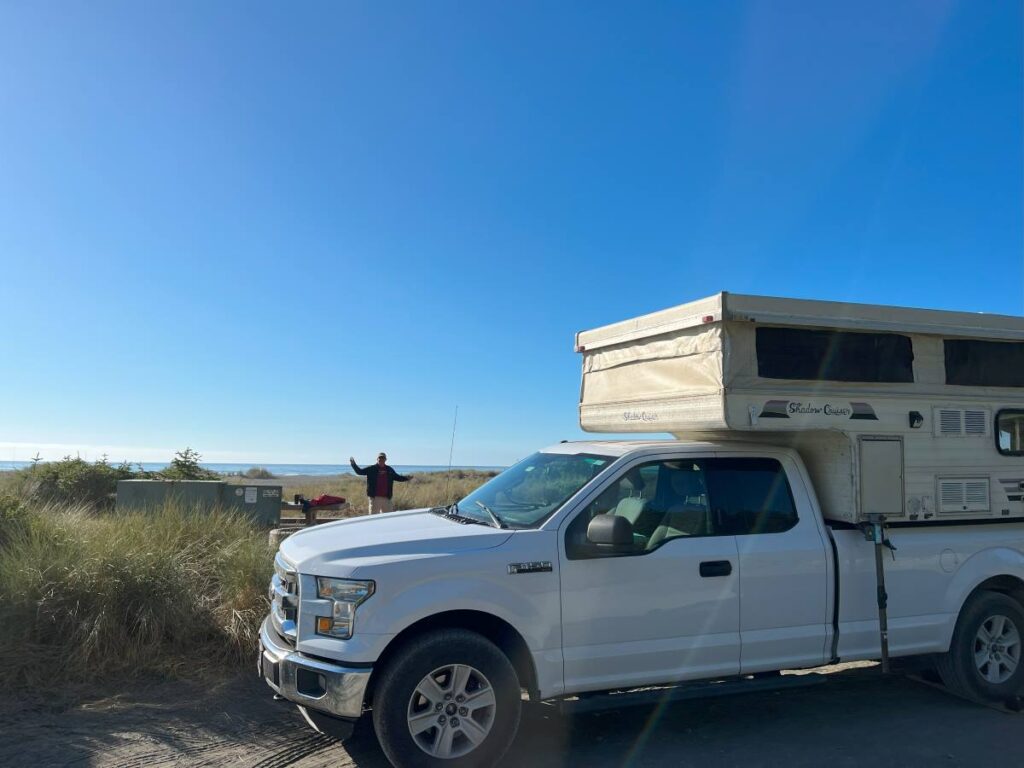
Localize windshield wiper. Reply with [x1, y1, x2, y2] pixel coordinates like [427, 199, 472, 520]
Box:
[474, 500, 508, 529]
[430, 503, 488, 526]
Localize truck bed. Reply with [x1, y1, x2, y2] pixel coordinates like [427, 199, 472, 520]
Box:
[831, 522, 1024, 662]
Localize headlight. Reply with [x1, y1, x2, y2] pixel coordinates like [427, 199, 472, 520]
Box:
[315, 577, 375, 639]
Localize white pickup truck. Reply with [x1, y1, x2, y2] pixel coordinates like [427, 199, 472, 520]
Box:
[259, 440, 1024, 768]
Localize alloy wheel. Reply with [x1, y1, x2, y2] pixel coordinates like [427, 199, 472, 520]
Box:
[406, 663, 497, 759]
[973, 614, 1021, 685]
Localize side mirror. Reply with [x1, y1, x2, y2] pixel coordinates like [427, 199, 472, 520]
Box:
[587, 514, 634, 548]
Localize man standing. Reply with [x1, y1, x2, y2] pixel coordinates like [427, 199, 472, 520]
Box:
[349, 453, 412, 514]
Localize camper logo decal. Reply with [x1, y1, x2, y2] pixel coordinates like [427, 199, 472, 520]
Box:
[758, 400, 878, 421]
[623, 410, 659, 422]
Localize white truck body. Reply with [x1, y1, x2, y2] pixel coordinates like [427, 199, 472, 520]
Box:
[259, 294, 1024, 767]
[267, 441, 1024, 698]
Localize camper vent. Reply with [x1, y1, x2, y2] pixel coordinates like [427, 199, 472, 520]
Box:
[938, 478, 991, 514]
[939, 410, 962, 435]
[934, 408, 990, 437]
[964, 410, 987, 435]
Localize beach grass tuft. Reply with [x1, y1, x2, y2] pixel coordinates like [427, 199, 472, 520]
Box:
[0, 498, 272, 693]
[264, 469, 498, 513]
[0, 469, 496, 695]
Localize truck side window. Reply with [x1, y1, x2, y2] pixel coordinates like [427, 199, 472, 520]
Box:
[565, 459, 722, 558]
[705, 458, 798, 535]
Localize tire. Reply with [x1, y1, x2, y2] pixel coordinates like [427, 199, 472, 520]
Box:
[936, 590, 1024, 704]
[372, 629, 522, 768]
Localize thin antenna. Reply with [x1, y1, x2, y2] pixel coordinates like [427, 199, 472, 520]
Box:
[444, 405, 459, 501]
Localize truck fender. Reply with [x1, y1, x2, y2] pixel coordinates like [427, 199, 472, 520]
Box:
[366, 575, 557, 698]
[377, 577, 545, 642]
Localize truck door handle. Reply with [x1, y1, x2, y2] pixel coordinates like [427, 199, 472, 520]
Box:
[699, 560, 732, 578]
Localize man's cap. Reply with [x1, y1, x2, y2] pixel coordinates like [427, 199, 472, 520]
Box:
[378, 452, 387, 459]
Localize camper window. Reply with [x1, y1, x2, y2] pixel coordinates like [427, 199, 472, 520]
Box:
[944, 340, 1024, 388]
[755, 327, 914, 383]
[996, 410, 1024, 456]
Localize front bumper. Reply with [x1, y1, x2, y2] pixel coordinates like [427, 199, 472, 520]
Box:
[258, 618, 372, 723]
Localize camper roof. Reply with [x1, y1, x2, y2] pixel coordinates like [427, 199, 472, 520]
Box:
[577, 292, 1024, 351]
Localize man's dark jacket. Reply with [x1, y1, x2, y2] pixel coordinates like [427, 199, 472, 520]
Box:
[350, 460, 411, 499]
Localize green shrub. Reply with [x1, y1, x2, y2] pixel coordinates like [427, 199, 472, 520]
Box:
[0, 493, 26, 518]
[0, 500, 272, 692]
[243, 467, 275, 479]
[0, 494, 29, 546]
[17, 456, 137, 509]
[161, 447, 220, 480]
[6, 448, 223, 511]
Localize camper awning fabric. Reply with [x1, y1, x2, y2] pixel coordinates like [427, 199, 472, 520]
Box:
[581, 325, 724, 404]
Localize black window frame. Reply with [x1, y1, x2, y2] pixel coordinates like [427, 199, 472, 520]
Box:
[945, 339, 1024, 388]
[705, 457, 800, 536]
[995, 409, 1024, 457]
[755, 326, 915, 384]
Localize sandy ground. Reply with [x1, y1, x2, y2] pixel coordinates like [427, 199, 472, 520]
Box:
[2, 664, 1021, 768]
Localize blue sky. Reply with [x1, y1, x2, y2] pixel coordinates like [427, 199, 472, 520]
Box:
[1, 1, 1021, 466]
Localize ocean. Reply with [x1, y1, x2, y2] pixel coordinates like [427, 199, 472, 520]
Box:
[0, 461, 505, 477]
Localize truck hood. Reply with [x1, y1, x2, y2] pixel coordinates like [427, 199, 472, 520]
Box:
[278, 508, 514, 576]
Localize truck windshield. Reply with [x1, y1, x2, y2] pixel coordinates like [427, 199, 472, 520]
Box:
[456, 451, 613, 529]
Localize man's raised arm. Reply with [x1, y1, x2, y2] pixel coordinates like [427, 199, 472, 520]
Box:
[349, 456, 368, 475]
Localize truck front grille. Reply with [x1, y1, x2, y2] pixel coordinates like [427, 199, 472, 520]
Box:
[270, 552, 299, 645]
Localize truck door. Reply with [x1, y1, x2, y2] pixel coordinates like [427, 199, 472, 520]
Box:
[558, 456, 741, 693]
[707, 455, 831, 673]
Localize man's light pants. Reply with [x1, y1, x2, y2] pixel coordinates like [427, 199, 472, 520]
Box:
[369, 496, 394, 514]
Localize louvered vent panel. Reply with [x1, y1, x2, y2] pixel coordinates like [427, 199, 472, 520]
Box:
[934, 408, 990, 437]
[964, 410, 988, 435]
[938, 409, 963, 436]
[938, 478, 990, 514]
[940, 482, 964, 508]
[965, 481, 989, 504]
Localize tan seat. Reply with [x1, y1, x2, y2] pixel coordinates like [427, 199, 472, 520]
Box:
[647, 469, 710, 549]
[612, 496, 647, 525]
[647, 506, 707, 549]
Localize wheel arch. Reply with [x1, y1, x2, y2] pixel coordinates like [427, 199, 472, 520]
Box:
[365, 610, 540, 705]
[943, 550, 1024, 650]
[961, 575, 1024, 613]
[935, 578, 1024, 702]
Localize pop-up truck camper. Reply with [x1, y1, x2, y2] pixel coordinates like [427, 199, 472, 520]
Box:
[258, 293, 1024, 768]
[577, 292, 1024, 525]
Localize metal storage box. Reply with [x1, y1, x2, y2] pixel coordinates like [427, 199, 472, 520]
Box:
[116, 480, 282, 525]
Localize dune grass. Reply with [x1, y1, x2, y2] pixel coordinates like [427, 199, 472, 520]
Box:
[236, 469, 498, 515]
[0, 496, 272, 692]
[0, 469, 497, 695]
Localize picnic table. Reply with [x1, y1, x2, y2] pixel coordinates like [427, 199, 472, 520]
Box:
[279, 500, 351, 529]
